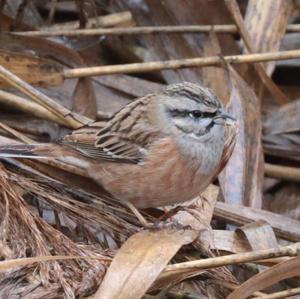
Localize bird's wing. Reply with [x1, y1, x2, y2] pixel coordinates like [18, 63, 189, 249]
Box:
[62, 96, 159, 164]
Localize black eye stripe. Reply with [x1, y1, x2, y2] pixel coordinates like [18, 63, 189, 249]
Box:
[169, 109, 217, 118]
[191, 111, 217, 118]
[168, 109, 188, 117]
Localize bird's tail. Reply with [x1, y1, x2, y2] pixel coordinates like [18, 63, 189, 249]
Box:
[0, 143, 60, 159]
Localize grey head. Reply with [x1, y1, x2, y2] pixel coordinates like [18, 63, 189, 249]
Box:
[147, 82, 236, 174]
[153, 82, 235, 143]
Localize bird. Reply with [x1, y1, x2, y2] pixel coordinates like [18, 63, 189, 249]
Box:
[0, 82, 237, 209]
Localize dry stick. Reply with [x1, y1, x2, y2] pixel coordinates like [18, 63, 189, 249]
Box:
[265, 163, 300, 182]
[12, 24, 300, 37]
[0, 255, 110, 271]
[164, 242, 300, 273]
[225, 0, 289, 105]
[0, 122, 33, 144]
[46, 0, 58, 25]
[253, 287, 300, 299]
[41, 11, 132, 31]
[0, 66, 91, 129]
[0, 90, 70, 126]
[3, 243, 300, 276]
[63, 49, 300, 78]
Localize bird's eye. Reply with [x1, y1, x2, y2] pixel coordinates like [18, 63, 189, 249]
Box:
[188, 110, 203, 119]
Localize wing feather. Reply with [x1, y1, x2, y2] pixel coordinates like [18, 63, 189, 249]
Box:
[62, 95, 159, 163]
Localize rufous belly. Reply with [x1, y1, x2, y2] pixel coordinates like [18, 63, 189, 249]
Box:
[88, 138, 216, 208]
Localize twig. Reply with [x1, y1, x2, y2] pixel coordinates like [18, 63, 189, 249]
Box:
[46, 0, 58, 25]
[63, 49, 300, 78]
[12, 24, 300, 37]
[0, 254, 110, 271]
[0, 122, 33, 144]
[164, 242, 300, 273]
[0, 65, 91, 129]
[2, 243, 300, 295]
[40, 11, 132, 31]
[0, 90, 71, 126]
[265, 163, 300, 182]
[253, 287, 300, 299]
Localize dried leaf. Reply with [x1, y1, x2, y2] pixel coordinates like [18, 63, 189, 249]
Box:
[237, 220, 279, 272]
[175, 184, 220, 231]
[94, 229, 198, 299]
[113, 0, 203, 83]
[244, 0, 293, 75]
[209, 230, 251, 253]
[263, 98, 300, 159]
[237, 220, 278, 251]
[95, 74, 165, 98]
[0, 34, 97, 118]
[202, 31, 230, 105]
[227, 256, 300, 299]
[264, 183, 300, 221]
[219, 66, 264, 207]
[225, 0, 290, 104]
[214, 202, 300, 242]
[0, 49, 63, 87]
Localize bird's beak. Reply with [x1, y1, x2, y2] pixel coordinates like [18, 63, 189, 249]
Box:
[221, 112, 236, 126]
[213, 112, 236, 126]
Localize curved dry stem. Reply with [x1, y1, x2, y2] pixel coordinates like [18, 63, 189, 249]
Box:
[0, 65, 91, 129]
[227, 256, 300, 299]
[0, 90, 71, 126]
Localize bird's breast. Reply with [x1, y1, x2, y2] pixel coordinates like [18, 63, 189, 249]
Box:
[90, 137, 219, 208]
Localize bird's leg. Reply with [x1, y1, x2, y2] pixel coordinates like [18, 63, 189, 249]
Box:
[157, 206, 184, 222]
[126, 202, 151, 228]
[126, 202, 192, 230]
[153, 206, 193, 230]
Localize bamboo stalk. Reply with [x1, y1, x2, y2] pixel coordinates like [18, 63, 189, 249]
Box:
[2, 242, 300, 298]
[3, 243, 300, 278]
[63, 49, 300, 78]
[40, 11, 133, 31]
[253, 287, 300, 299]
[0, 66, 91, 129]
[0, 255, 110, 271]
[12, 24, 300, 37]
[0, 90, 70, 126]
[0, 122, 33, 144]
[265, 163, 300, 182]
[164, 242, 300, 272]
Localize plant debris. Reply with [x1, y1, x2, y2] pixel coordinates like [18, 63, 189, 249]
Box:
[1, 1, 300, 298]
